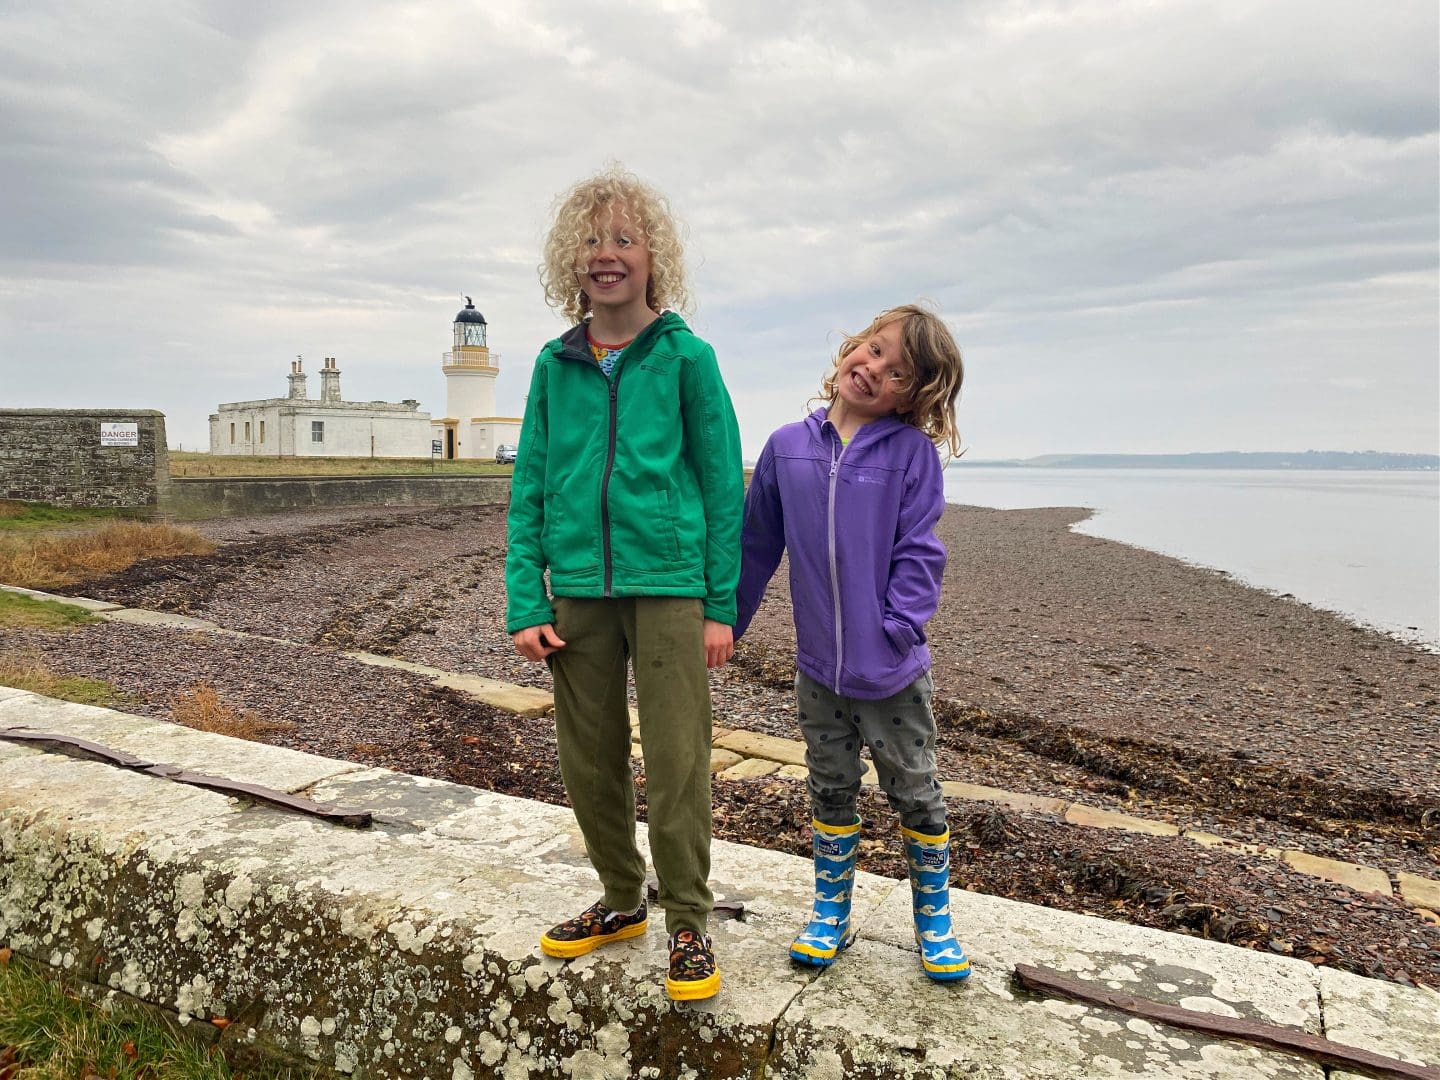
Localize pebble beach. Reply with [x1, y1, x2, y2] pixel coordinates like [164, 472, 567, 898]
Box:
[9, 499, 1438, 985]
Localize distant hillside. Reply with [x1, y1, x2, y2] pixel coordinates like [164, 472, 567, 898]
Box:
[968, 451, 1439, 470]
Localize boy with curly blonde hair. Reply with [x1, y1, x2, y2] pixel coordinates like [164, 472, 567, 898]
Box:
[506, 165, 743, 1001]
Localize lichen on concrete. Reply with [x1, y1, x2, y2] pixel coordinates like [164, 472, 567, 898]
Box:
[5, 695, 1436, 1078]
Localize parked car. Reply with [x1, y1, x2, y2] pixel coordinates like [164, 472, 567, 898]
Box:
[495, 444, 517, 465]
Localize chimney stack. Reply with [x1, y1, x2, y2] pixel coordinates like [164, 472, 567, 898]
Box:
[287, 356, 308, 400]
[319, 356, 342, 404]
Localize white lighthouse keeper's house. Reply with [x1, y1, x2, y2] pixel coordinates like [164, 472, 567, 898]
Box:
[434, 297, 523, 460]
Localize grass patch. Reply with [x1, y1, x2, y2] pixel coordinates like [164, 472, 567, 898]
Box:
[0, 590, 98, 630]
[170, 452, 511, 477]
[0, 949, 316, 1079]
[0, 521, 215, 590]
[0, 501, 144, 532]
[171, 682, 294, 742]
[0, 651, 128, 707]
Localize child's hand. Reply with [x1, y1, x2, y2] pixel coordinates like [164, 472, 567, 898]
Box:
[512, 624, 566, 661]
[703, 619, 734, 669]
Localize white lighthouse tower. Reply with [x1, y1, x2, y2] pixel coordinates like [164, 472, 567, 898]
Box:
[437, 297, 521, 460]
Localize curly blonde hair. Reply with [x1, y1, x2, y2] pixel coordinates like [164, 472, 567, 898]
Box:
[538, 165, 692, 324]
[818, 303, 965, 458]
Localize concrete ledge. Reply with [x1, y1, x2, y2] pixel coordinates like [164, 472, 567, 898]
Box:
[163, 474, 510, 517]
[3, 692, 1437, 1078]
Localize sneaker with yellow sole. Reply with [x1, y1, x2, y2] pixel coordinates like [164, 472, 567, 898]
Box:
[539, 900, 648, 959]
[665, 929, 721, 1001]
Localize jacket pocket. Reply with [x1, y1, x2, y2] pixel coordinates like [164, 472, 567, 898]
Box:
[883, 616, 920, 656]
[610, 482, 682, 570]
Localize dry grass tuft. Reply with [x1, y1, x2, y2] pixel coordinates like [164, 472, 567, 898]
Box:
[0, 500, 27, 519]
[0, 521, 215, 589]
[0, 650, 127, 706]
[171, 681, 294, 742]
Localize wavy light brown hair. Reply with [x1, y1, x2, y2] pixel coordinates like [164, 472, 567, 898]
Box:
[539, 165, 692, 324]
[819, 303, 965, 457]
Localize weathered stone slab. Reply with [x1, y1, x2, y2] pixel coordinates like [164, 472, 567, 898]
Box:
[719, 758, 780, 779]
[709, 748, 743, 773]
[713, 730, 809, 767]
[343, 650, 555, 717]
[1066, 802, 1182, 837]
[776, 764, 808, 780]
[0, 691, 361, 793]
[1182, 828, 1270, 856]
[311, 767, 504, 831]
[433, 672, 554, 717]
[1280, 850, 1392, 896]
[0, 584, 123, 612]
[1397, 871, 1440, 912]
[842, 885, 1324, 1078]
[1319, 966, 1440, 1080]
[101, 608, 237, 633]
[941, 780, 1070, 815]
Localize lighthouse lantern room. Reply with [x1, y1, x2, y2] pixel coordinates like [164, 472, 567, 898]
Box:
[437, 296, 521, 460]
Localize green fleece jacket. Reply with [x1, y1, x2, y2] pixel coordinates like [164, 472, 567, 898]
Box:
[504, 312, 744, 633]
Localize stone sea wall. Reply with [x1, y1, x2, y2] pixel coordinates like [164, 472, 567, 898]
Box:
[0, 409, 169, 509]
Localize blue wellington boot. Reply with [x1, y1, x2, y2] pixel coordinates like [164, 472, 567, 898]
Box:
[901, 825, 972, 981]
[789, 818, 861, 966]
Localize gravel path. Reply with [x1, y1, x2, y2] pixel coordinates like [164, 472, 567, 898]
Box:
[12, 501, 1438, 987]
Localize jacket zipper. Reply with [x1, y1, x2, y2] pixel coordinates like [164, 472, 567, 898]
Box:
[827, 433, 847, 693]
[555, 317, 662, 599]
[600, 367, 624, 595]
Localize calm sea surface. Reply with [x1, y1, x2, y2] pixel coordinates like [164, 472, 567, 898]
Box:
[943, 467, 1440, 648]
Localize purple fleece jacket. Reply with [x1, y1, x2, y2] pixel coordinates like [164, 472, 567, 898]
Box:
[734, 408, 947, 699]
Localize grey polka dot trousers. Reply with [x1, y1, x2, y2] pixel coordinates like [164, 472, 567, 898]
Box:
[795, 670, 947, 833]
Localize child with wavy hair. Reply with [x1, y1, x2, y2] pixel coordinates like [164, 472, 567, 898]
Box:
[734, 303, 970, 981]
[506, 165, 743, 1002]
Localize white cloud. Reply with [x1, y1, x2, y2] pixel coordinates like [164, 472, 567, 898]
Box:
[0, 0, 1434, 459]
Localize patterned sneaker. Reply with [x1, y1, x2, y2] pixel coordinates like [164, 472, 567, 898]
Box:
[665, 929, 721, 1001]
[539, 900, 648, 959]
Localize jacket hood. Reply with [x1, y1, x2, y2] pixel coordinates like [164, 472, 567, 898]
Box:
[551, 311, 690, 359]
[805, 406, 913, 447]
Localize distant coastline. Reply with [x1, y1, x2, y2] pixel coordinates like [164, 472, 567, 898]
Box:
[956, 450, 1439, 471]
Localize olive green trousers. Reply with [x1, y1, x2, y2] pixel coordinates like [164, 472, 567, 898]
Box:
[549, 596, 713, 935]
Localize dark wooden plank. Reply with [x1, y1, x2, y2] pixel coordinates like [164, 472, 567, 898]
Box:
[1014, 963, 1438, 1080]
[2, 727, 372, 829]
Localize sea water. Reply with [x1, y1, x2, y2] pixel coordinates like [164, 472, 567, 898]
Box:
[943, 467, 1440, 648]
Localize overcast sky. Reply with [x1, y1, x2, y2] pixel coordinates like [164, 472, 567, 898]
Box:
[1, 1, 1436, 460]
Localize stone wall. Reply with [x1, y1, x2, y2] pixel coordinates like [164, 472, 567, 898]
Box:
[0, 409, 169, 509]
[165, 474, 509, 517]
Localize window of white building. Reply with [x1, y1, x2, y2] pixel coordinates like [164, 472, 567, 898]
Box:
[311, 421, 324, 443]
